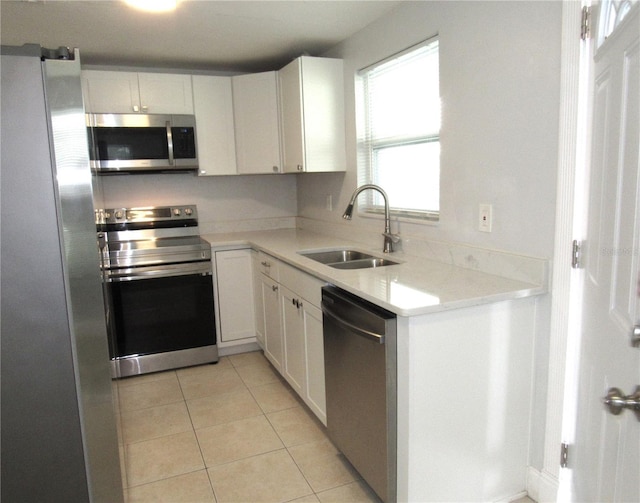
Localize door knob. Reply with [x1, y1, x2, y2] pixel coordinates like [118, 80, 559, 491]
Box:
[603, 386, 640, 421]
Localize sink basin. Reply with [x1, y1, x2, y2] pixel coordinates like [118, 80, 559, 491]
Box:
[299, 249, 373, 264]
[329, 257, 398, 269]
[298, 249, 398, 269]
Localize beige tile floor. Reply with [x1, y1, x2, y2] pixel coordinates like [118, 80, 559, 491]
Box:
[116, 350, 381, 503]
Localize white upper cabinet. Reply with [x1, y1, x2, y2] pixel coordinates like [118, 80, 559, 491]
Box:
[192, 75, 237, 176]
[82, 70, 194, 114]
[232, 71, 282, 174]
[279, 56, 346, 173]
[82, 71, 139, 113]
[137, 73, 194, 114]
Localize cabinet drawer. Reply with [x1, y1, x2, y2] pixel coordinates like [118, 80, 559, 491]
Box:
[257, 251, 279, 281]
[279, 262, 324, 307]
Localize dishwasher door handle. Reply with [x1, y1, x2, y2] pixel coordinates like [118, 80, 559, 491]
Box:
[321, 302, 385, 344]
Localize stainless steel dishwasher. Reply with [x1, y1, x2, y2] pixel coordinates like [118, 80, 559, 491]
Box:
[321, 286, 397, 503]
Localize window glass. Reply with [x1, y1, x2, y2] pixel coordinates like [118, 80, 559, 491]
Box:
[357, 37, 440, 220]
[597, 0, 638, 47]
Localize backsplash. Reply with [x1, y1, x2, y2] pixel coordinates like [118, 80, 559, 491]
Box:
[199, 216, 296, 234]
[96, 172, 298, 232]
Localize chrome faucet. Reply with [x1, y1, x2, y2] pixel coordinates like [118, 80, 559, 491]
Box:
[342, 184, 400, 253]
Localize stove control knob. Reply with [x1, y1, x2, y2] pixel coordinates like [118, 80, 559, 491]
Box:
[173, 208, 181, 216]
[184, 208, 193, 216]
[114, 210, 124, 220]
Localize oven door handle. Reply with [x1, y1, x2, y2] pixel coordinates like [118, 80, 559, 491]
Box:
[106, 262, 212, 282]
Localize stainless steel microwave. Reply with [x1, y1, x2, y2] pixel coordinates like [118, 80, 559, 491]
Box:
[86, 113, 198, 174]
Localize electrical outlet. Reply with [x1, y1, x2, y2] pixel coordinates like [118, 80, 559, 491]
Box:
[479, 204, 492, 232]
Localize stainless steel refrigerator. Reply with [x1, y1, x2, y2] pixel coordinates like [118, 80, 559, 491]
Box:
[1, 44, 123, 502]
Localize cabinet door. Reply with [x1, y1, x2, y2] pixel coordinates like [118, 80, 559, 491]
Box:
[192, 75, 237, 176]
[232, 72, 282, 174]
[82, 70, 140, 113]
[303, 302, 326, 424]
[280, 286, 306, 396]
[279, 58, 305, 173]
[137, 73, 194, 114]
[251, 251, 265, 349]
[279, 56, 346, 173]
[215, 249, 256, 342]
[261, 275, 283, 372]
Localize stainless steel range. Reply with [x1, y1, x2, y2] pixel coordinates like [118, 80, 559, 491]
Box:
[97, 205, 218, 378]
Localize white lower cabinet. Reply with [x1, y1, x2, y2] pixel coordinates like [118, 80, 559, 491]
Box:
[281, 285, 306, 397]
[300, 301, 325, 423]
[251, 250, 265, 349]
[251, 255, 326, 424]
[252, 252, 283, 370]
[214, 248, 256, 347]
[261, 274, 284, 372]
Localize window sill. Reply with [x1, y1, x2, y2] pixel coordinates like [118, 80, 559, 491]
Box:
[358, 208, 439, 226]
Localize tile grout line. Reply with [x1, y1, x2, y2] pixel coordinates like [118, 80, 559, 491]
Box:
[177, 360, 238, 502]
[120, 354, 378, 502]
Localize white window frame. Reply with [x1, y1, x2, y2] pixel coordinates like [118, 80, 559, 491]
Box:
[355, 36, 440, 222]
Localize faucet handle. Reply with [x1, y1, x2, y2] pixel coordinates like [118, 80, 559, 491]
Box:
[382, 232, 401, 243]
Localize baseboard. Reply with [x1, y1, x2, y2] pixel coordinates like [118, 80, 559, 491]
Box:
[493, 490, 528, 503]
[218, 341, 261, 356]
[527, 466, 559, 502]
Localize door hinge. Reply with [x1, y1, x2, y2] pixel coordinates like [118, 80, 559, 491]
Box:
[560, 442, 570, 468]
[572, 239, 582, 269]
[581, 6, 592, 40]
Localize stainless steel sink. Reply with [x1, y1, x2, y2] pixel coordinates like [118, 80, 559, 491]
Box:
[329, 257, 398, 269]
[298, 249, 398, 269]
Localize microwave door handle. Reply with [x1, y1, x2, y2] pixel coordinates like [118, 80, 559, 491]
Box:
[166, 120, 175, 165]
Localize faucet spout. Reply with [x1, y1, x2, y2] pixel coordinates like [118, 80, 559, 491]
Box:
[342, 184, 399, 253]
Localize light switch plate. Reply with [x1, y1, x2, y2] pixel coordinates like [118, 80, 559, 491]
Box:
[479, 204, 492, 232]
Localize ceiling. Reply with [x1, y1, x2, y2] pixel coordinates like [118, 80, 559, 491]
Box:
[0, 0, 401, 72]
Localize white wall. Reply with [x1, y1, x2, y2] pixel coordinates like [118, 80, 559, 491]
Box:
[302, 0, 563, 473]
[99, 172, 298, 233]
[301, 0, 562, 260]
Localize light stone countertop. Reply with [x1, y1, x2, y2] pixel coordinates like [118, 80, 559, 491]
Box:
[202, 228, 547, 317]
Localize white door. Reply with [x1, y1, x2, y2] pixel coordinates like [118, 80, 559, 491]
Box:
[572, 2, 640, 501]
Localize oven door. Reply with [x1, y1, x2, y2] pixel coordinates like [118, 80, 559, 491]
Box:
[107, 263, 217, 377]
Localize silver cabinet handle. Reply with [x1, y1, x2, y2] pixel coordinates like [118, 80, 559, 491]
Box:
[272, 166, 279, 173]
[603, 386, 640, 421]
[296, 164, 303, 171]
[261, 261, 271, 268]
[272, 285, 278, 292]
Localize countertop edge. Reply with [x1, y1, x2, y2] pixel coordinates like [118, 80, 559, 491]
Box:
[203, 230, 548, 317]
